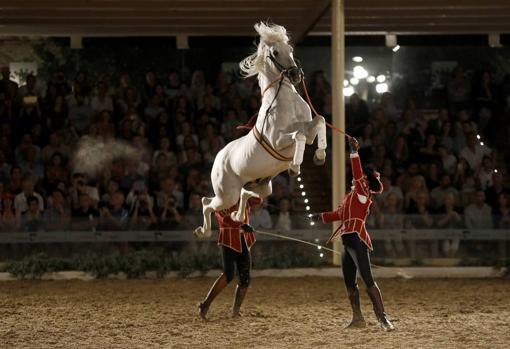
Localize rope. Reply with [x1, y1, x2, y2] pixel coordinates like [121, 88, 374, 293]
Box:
[300, 78, 353, 140]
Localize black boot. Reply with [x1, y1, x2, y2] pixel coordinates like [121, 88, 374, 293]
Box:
[366, 284, 394, 331]
[232, 285, 248, 317]
[199, 273, 228, 320]
[346, 286, 366, 328]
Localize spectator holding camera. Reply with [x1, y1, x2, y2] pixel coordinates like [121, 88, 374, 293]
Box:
[71, 193, 99, 231]
[21, 195, 44, 232]
[130, 191, 157, 230]
[159, 195, 182, 229]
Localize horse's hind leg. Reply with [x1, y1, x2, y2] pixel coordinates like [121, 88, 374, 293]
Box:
[232, 178, 273, 222]
[194, 192, 240, 238]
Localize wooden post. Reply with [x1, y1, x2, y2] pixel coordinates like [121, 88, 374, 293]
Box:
[331, 0, 345, 265]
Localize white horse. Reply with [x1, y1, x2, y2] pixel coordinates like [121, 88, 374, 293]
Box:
[194, 22, 327, 238]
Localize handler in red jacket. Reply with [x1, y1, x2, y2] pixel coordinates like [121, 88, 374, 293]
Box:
[311, 137, 394, 331]
[198, 198, 260, 320]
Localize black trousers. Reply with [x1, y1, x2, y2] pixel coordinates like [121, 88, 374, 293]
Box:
[222, 236, 251, 288]
[341, 233, 375, 289]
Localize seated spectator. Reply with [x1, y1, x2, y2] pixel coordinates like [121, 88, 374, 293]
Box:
[181, 192, 203, 229]
[41, 132, 71, 164]
[90, 81, 113, 113]
[0, 193, 18, 231]
[152, 136, 177, 168]
[430, 174, 460, 211]
[404, 175, 429, 211]
[7, 166, 23, 194]
[14, 134, 41, 165]
[21, 195, 44, 232]
[477, 155, 494, 190]
[18, 145, 44, 181]
[418, 134, 441, 163]
[44, 152, 70, 188]
[459, 132, 492, 172]
[126, 180, 154, 211]
[267, 182, 287, 215]
[273, 197, 292, 232]
[14, 177, 44, 216]
[425, 163, 441, 190]
[159, 195, 182, 229]
[101, 179, 120, 205]
[464, 190, 493, 229]
[98, 192, 128, 231]
[71, 193, 99, 231]
[379, 192, 405, 258]
[44, 189, 71, 231]
[493, 193, 510, 229]
[157, 177, 184, 210]
[176, 121, 199, 150]
[485, 172, 508, 209]
[438, 146, 457, 175]
[69, 173, 99, 209]
[249, 200, 272, 230]
[436, 193, 463, 257]
[130, 191, 157, 230]
[0, 150, 11, 181]
[68, 92, 94, 136]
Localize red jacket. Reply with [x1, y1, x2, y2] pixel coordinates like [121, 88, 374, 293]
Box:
[320, 152, 382, 250]
[215, 198, 261, 253]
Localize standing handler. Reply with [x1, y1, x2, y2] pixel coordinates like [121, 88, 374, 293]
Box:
[312, 137, 394, 331]
[198, 198, 259, 320]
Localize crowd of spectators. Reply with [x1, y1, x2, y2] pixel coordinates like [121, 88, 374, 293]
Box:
[308, 67, 510, 257]
[0, 61, 509, 258]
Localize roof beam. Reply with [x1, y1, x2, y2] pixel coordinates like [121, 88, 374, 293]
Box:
[293, 0, 330, 43]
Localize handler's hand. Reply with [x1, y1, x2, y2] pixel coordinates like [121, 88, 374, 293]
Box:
[308, 213, 322, 223]
[241, 223, 254, 233]
[348, 137, 359, 152]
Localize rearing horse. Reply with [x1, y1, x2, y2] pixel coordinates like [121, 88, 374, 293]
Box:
[194, 22, 327, 238]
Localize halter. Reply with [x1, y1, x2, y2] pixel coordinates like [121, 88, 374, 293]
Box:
[268, 53, 304, 85]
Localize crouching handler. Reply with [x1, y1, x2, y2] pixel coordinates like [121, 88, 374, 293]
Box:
[311, 137, 394, 331]
[198, 198, 260, 320]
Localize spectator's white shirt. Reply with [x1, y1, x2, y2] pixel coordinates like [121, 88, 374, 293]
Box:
[274, 211, 291, 232]
[477, 168, 494, 190]
[441, 154, 457, 174]
[91, 95, 113, 113]
[459, 145, 491, 171]
[430, 186, 460, 210]
[14, 192, 44, 213]
[250, 208, 273, 229]
[464, 203, 493, 229]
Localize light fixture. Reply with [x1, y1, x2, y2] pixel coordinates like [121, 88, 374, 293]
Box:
[304, 198, 309, 203]
[301, 191, 306, 196]
[376, 83, 388, 94]
[366, 76, 376, 83]
[343, 86, 355, 97]
[476, 134, 481, 140]
[317, 246, 322, 250]
[319, 253, 324, 258]
[392, 45, 401, 52]
[494, 169, 499, 173]
[310, 221, 315, 226]
[305, 206, 310, 211]
[376, 75, 386, 83]
[353, 66, 368, 79]
[299, 184, 304, 189]
[343, 79, 349, 87]
[480, 142, 484, 146]
[352, 56, 363, 63]
[350, 77, 359, 86]
[297, 177, 302, 182]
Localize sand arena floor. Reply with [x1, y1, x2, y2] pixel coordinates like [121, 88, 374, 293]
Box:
[0, 277, 509, 348]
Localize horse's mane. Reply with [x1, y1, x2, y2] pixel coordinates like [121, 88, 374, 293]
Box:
[239, 22, 290, 78]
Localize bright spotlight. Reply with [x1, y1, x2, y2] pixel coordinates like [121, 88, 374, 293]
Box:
[494, 169, 499, 173]
[299, 184, 304, 189]
[476, 134, 481, 140]
[301, 191, 306, 196]
[376, 83, 388, 94]
[350, 77, 359, 86]
[353, 66, 368, 79]
[352, 56, 363, 63]
[343, 79, 349, 87]
[376, 75, 386, 83]
[344, 86, 355, 97]
[317, 246, 322, 250]
[392, 45, 401, 52]
[480, 142, 484, 146]
[308, 213, 313, 218]
[304, 198, 309, 204]
[297, 177, 302, 182]
[310, 221, 315, 226]
[319, 253, 324, 258]
[366, 76, 376, 83]
[305, 206, 310, 211]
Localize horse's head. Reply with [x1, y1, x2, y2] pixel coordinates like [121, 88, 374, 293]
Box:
[240, 22, 303, 85]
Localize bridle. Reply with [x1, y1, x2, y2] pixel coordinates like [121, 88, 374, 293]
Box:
[267, 53, 304, 85]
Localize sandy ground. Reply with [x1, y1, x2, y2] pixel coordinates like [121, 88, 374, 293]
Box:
[0, 277, 509, 349]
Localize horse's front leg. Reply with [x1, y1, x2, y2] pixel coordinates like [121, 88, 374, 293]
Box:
[276, 131, 306, 177]
[304, 115, 327, 165]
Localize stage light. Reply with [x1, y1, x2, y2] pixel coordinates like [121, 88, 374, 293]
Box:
[352, 56, 363, 62]
[310, 221, 315, 226]
[376, 83, 388, 94]
[343, 79, 349, 87]
[376, 75, 386, 83]
[353, 66, 368, 79]
[392, 45, 401, 52]
[306, 206, 310, 211]
[301, 191, 306, 196]
[297, 177, 302, 182]
[476, 134, 481, 140]
[350, 77, 359, 86]
[317, 246, 322, 250]
[308, 213, 313, 218]
[319, 253, 324, 258]
[344, 86, 355, 97]
[480, 142, 485, 146]
[299, 184, 304, 189]
[495, 169, 499, 173]
[304, 198, 309, 203]
[366, 76, 376, 83]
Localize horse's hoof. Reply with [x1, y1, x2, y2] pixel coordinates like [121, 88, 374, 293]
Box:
[313, 149, 326, 166]
[193, 227, 204, 239]
[313, 154, 326, 166]
[230, 211, 244, 222]
[288, 165, 300, 177]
